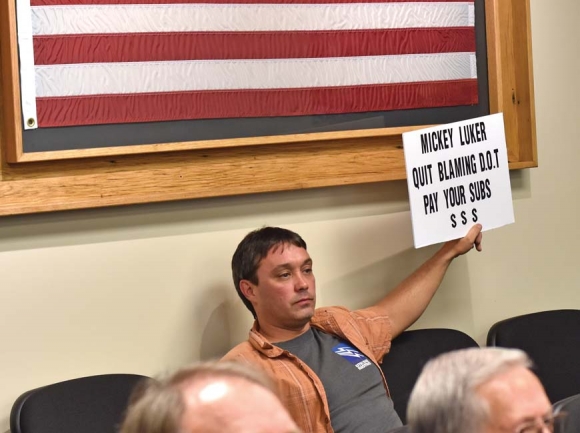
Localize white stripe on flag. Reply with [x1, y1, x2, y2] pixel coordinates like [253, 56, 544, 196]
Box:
[32, 3, 475, 35]
[16, 0, 38, 129]
[35, 53, 477, 97]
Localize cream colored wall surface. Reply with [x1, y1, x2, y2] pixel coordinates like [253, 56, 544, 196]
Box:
[1, 0, 579, 431]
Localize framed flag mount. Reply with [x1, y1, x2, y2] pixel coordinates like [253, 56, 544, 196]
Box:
[0, 0, 536, 216]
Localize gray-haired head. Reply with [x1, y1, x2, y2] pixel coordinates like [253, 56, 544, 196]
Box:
[407, 347, 532, 433]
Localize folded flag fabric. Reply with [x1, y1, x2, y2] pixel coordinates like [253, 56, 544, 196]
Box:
[18, 0, 478, 129]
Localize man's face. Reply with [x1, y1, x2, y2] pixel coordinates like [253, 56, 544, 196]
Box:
[477, 366, 553, 433]
[243, 243, 316, 333]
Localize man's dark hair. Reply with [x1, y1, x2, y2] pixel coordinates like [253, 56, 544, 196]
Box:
[231, 227, 307, 318]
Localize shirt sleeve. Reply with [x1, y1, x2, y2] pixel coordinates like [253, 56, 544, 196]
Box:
[349, 305, 394, 364]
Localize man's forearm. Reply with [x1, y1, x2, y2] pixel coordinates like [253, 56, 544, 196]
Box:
[376, 224, 483, 338]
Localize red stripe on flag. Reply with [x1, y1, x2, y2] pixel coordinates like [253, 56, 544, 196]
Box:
[36, 80, 478, 127]
[34, 28, 475, 65]
[31, 0, 469, 5]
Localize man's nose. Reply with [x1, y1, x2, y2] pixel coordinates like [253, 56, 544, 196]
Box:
[294, 273, 308, 290]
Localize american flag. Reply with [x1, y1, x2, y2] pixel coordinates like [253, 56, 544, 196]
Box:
[18, 0, 478, 129]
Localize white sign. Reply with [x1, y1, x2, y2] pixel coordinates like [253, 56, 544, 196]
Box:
[403, 113, 514, 248]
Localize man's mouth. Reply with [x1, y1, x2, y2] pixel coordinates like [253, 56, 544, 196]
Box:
[295, 298, 313, 305]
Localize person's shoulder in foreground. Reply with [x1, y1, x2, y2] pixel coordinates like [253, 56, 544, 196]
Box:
[407, 347, 559, 433]
[119, 360, 301, 433]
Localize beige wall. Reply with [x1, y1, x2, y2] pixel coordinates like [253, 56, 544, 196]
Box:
[1, 0, 579, 430]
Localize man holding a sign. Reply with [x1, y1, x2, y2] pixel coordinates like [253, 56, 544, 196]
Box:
[222, 223, 482, 432]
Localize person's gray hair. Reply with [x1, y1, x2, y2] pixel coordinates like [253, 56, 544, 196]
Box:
[119, 361, 277, 433]
[407, 347, 532, 433]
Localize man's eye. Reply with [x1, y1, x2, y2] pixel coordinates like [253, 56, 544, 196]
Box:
[279, 272, 291, 278]
[303, 268, 313, 274]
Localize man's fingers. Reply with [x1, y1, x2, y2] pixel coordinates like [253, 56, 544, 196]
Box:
[462, 224, 483, 253]
[473, 229, 483, 252]
[467, 224, 483, 241]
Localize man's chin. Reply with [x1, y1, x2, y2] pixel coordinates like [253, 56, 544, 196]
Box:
[296, 307, 315, 322]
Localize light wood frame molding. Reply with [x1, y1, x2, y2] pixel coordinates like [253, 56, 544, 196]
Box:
[0, 0, 536, 216]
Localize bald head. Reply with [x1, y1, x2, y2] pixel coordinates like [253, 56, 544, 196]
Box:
[180, 374, 299, 433]
[120, 361, 300, 433]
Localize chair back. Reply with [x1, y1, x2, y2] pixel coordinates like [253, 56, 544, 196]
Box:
[487, 309, 580, 403]
[380, 328, 479, 424]
[10, 374, 149, 433]
[553, 393, 580, 433]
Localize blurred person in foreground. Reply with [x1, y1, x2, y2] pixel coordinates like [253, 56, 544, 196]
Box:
[120, 360, 301, 433]
[408, 347, 563, 433]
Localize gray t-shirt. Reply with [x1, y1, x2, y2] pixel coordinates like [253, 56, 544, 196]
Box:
[277, 327, 402, 433]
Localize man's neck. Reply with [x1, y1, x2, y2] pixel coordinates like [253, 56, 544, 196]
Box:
[257, 321, 312, 344]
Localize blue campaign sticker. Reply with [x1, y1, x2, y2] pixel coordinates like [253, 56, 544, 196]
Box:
[332, 343, 372, 370]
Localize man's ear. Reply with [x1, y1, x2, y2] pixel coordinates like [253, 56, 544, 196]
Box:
[239, 280, 256, 302]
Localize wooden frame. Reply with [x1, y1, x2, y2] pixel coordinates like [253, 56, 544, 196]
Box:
[0, 0, 536, 216]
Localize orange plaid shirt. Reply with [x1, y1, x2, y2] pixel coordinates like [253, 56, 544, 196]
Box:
[221, 306, 394, 433]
